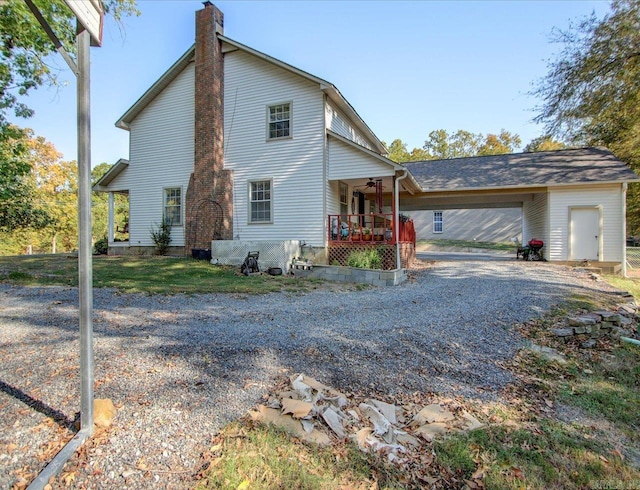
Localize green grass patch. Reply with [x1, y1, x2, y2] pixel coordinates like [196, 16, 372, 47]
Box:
[603, 274, 640, 302]
[557, 343, 640, 440]
[435, 418, 637, 489]
[0, 255, 324, 294]
[418, 238, 514, 251]
[196, 422, 405, 490]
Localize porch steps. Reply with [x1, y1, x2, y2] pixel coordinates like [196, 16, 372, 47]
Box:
[561, 261, 622, 275]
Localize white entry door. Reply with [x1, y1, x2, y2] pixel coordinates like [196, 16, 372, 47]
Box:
[570, 208, 600, 260]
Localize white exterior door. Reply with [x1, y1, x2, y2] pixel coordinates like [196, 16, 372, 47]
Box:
[570, 208, 600, 260]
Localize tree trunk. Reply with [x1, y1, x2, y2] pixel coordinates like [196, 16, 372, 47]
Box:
[52, 232, 57, 254]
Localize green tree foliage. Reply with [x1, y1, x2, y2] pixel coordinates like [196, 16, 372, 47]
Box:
[0, 126, 50, 231]
[383, 139, 429, 163]
[524, 135, 567, 152]
[92, 162, 111, 240]
[385, 139, 410, 163]
[91, 162, 129, 243]
[385, 129, 522, 163]
[532, 0, 640, 233]
[0, 130, 78, 255]
[422, 129, 521, 159]
[477, 130, 522, 156]
[0, 0, 138, 133]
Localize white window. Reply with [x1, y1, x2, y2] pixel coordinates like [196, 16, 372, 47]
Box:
[164, 187, 182, 226]
[249, 180, 272, 223]
[339, 182, 348, 217]
[433, 211, 443, 233]
[268, 103, 291, 139]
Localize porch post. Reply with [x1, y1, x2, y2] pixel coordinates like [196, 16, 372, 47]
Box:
[394, 170, 409, 270]
[108, 192, 115, 243]
[393, 175, 399, 269]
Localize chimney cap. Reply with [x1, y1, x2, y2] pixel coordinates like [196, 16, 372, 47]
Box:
[202, 1, 213, 7]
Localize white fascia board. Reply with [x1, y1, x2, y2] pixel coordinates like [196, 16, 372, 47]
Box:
[93, 158, 129, 191]
[420, 179, 640, 195]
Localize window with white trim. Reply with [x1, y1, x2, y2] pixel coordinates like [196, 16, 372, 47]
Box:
[249, 180, 272, 223]
[339, 182, 348, 216]
[164, 187, 182, 226]
[268, 103, 291, 139]
[433, 211, 443, 233]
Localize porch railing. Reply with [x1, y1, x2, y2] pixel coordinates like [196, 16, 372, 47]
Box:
[328, 214, 394, 244]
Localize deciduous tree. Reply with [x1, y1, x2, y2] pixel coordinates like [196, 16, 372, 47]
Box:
[0, 0, 138, 134]
[524, 135, 567, 152]
[532, 0, 640, 232]
[422, 129, 521, 159]
[0, 126, 50, 231]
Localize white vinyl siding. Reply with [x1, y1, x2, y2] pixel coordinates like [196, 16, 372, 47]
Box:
[523, 192, 549, 251]
[324, 101, 376, 150]
[327, 137, 395, 181]
[326, 180, 341, 233]
[548, 185, 623, 262]
[111, 64, 195, 247]
[224, 50, 325, 245]
[412, 209, 522, 242]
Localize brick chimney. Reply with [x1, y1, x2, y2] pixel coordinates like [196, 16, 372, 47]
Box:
[185, 2, 233, 253]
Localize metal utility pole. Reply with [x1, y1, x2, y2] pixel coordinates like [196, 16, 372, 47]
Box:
[24, 0, 103, 484]
[77, 26, 94, 435]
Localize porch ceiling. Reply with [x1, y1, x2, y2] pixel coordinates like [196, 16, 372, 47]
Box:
[399, 188, 546, 211]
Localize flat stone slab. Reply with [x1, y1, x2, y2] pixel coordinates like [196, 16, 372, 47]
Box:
[552, 327, 575, 337]
[568, 316, 598, 326]
[527, 343, 568, 364]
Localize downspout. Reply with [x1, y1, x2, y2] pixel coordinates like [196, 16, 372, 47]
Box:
[322, 94, 328, 251]
[395, 169, 408, 270]
[622, 182, 628, 277]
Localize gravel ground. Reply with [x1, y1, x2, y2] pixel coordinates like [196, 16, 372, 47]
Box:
[0, 260, 622, 489]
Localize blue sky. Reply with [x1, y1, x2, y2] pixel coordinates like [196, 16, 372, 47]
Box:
[14, 0, 610, 166]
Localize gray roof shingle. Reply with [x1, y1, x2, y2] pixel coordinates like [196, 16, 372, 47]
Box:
[403, 147, 639, 192]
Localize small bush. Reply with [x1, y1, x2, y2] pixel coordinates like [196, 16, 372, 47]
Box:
[346, 249, 382, 269]
[150, 218, 172, 255]
[94, 237, 108, 255]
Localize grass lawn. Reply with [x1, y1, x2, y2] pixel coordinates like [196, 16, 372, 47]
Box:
[0, 254, 324, 294]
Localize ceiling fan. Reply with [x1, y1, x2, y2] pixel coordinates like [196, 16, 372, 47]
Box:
[353, 178, 385, 193]
[352, 178, 385, 213]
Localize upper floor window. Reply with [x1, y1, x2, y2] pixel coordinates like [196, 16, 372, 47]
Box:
[268, 103, 291, 139]
[249, 179, 272, 223]
[433, 211, 443, 234]
[164, 187, 182, 226]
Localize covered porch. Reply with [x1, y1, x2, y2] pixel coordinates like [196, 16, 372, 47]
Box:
[325, 131, 420, 269]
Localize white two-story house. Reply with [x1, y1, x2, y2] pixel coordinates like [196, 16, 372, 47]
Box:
[95, 2, 638, 276]
[94, 2, 418, 272]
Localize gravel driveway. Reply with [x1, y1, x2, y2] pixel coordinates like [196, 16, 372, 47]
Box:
[0, 260, 621, 488]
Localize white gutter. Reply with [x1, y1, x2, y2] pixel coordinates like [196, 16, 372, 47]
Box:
[395, 169, 409, 270]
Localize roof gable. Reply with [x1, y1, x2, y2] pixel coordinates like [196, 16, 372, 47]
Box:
[115, 34, 386, 154]
[404, 148, 640, 192]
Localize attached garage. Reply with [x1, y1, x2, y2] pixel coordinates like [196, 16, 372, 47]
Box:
[401, 148, 639, 274]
